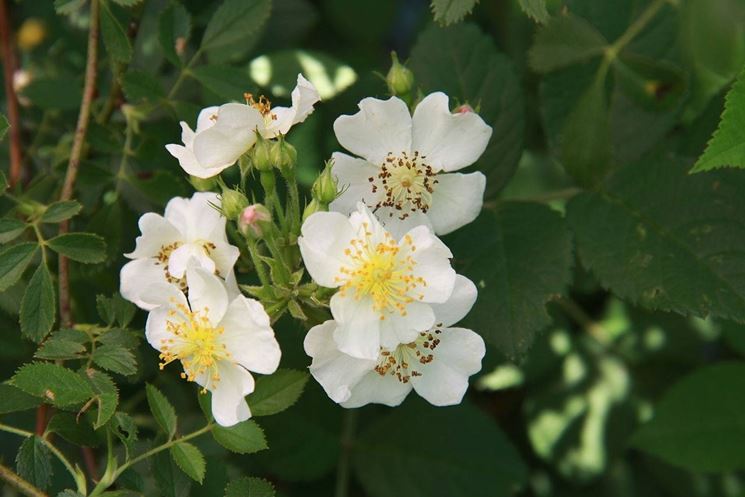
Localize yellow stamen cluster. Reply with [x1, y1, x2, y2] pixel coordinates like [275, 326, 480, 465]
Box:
[370, 151, 438, 220]
[159, 301, 230, 392]
[244, 92, 277, 121]
[336, 224, 426, 318]
[375, 327, 443, 383]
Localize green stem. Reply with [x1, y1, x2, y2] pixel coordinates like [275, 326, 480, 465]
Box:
[334, 409, 358, 497]
[285, 173, 301, 236]
[0, 462, 47, 497]
[0, 423, 86, 494]
[31, 223, 47, 264]
[246, 237, 271, 287]
[167, 49, 202, 100]
[606, 0, 668, 60]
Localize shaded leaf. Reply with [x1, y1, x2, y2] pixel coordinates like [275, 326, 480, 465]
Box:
[41, 200, 82, 223]
[170, 442, 206, 483]
[100, 1, 132, 63]
[16, 436, 53, 491]
[0, 383, 41, 414]
[0, 242, 38, 291]
[224, 477, 275, 497]
[47, 413, 99, 447]
[212, 420, 267, 454]
[146, 384, 177, 439]
[519, 0, 549, 23]
[430, 0, 478, 25]
[47, 233, 107, 263]
[20, 264, 56, 342]
[248, 369, 308, 417]
[85, 369, 119, 429]
[528, 14, 607, 73]
[0, 218, 26, 243]
[159, 3, 191, 66]
[12, 362, 93, 407]
[35, 336, 86, 360]
[201, 0, 272, 52]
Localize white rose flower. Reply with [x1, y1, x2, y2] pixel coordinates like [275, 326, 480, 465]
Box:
[330, 92, 492, 238]
[120, 192, 239, 310]
[144, 266, 281, 427]
[298, 202, 456, 360]
[305, 275, 485, 407]
[166, 74, 320, 178]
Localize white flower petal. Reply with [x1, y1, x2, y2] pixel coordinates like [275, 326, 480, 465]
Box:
[144, 287, 189, 348]
[304, 321, 376, 404]
[298, 211, 355, 288]
[195, 106, 220, 134]
[431, 275, 478, 327]
[219, 296, 280, 374]
[428, 172, 486, 235]
[333, 96, 412, 165]
[330, 292, 381, 360]
[120, 258, 169, 311]
[125, 212, 181, 259]
[179, 122, 195, 147]
[379, 301, 435, 349]
[210, 362, 255, 427]
[185, 266, 229, 326]
[328, 152, 381, 215]
[404, 225, 456, 303]
[411, 327, 485, 406]
[192, 104, 263, 171]
[211, 242, 240, 279]
[341, 370, 412, 408]
[186, 191, 224, 240]
[168, 243, 215, 280]
[264, 73, 320, 137]
[373, 206, 432, 240]
[166, 143, 222, 179]
[411, 92, 492, 172]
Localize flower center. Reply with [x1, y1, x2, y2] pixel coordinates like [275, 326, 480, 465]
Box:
[244, 92, 277, 123]
[158, 301, 230, 391]
[336, 224, 426, 318]
[375, 327, 443, 383]
[157, 242, 186, 290]
[371, 151, 438, 220]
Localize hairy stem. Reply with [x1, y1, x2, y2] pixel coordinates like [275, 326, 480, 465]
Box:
[0, 462, 48, 497]
[0, 0, 23, 186]
[334, 409, 358, 497]
[58, 0, 100, 328]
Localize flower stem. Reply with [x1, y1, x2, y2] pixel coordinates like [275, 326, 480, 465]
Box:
[167, 48, 202, 100]
[0, 0, 23, 187]
[246, 237, 271, 287]
[58, 0, 100, 329]
[334, 409, 358, 497]
[0, 462, 47, 497]
[605, 0, 669, 61]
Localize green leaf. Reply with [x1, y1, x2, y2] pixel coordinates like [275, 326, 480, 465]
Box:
[16, 436, 53, 491]
[85, 369, 119, 429]
[0, 218, 27, 243]
[54, 0, 85, 15]
[691, 67, 745, 172]
[152, 449, 192, 497]
[191, 64, 254, 102]
[352, 401, 527, 497]
[56, 491, 84, 497]
[111, 293, 136, 327]
[448, 204, 572, 358]
[47, 412, 99, 447]
[97, 328, 140, 349]
[41, 200, 82, 223]
[632, 362, 745, 471]
[0, 383, 41, 413]
[212, 419, 267, 454]
[47, 233, 107, 263]
[146, 384, 178, 439]
[0, 113, 9, 141]
[110, 412, 138, 456]
[170, 442, 206, 483]
[430, 0, 478, 25]
[567, 157, 745, 322]
[0, 242, 37, 291]
[518, 0, 549, 23]
[224, 477, 276, 497]
[100, 1, 132, 63]
[22, 77, 82, 110]
[528, 14, 607, 73]
[201, 0, 272, 52]
[158, 3, 191, 66]
[35, 336, 86, 360]
[20, 264, 56, 342]
[121, 70, 165, 103]
[12, 363, 93, 407]
[92, 344, 137, 375]
[560, 73, 612, 187]
[247, 369, 308, 417]
[410, 24, 523, 195]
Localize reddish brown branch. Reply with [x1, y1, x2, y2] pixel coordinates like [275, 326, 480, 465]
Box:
[58, 0, 99, 328]
[0, 0, 22, 186]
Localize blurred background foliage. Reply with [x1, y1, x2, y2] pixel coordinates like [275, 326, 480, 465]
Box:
[1, 0, 745, 496]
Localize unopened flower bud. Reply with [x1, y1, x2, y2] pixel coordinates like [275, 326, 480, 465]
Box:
[386, 52, 414, 96]
[251, 132, 274, 172]
[190, 175, 217, 192]
[272, 136, 297, 174]
[311, 160, 338, 204]
[239, 204, 271, 238]
[302, 198, 326, 222]
[220, 188, 249, 221]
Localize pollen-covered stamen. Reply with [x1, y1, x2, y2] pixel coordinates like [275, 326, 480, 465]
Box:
[335, 224, 427, 318]
[371, 151, 438, 220]
[374, 327, 443, 383]
[244, 92, 277, 122]
[156, 242, 187, 291]
[159, 301, 231, 392]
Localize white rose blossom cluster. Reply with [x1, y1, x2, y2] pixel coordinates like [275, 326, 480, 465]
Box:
[300, 92, 491, 407]
[121, 70, 491, 419]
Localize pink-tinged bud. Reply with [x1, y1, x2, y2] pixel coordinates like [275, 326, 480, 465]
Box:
[239, 204, 271, 238]
[454, 104, 474, 114]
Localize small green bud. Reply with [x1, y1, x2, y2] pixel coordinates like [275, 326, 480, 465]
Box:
[272, 136, 297, 174]
[189, 175, 217, 192]
[311, 160, 338, 204]
[238, 203, 272, 239]
[220, 187, 249, 221]
[251, 132, 274, 172]
[302, 198, 326, 222]
[17, 199, 45, 218]
[386, 51, 414, 96]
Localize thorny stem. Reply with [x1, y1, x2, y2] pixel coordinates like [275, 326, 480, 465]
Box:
[0, 462, 48, 497]
[0, 422, 87, 494]
[58, 0, 100, 329]
[0, 0, 23, 186]
[334, 409, 358, 497]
